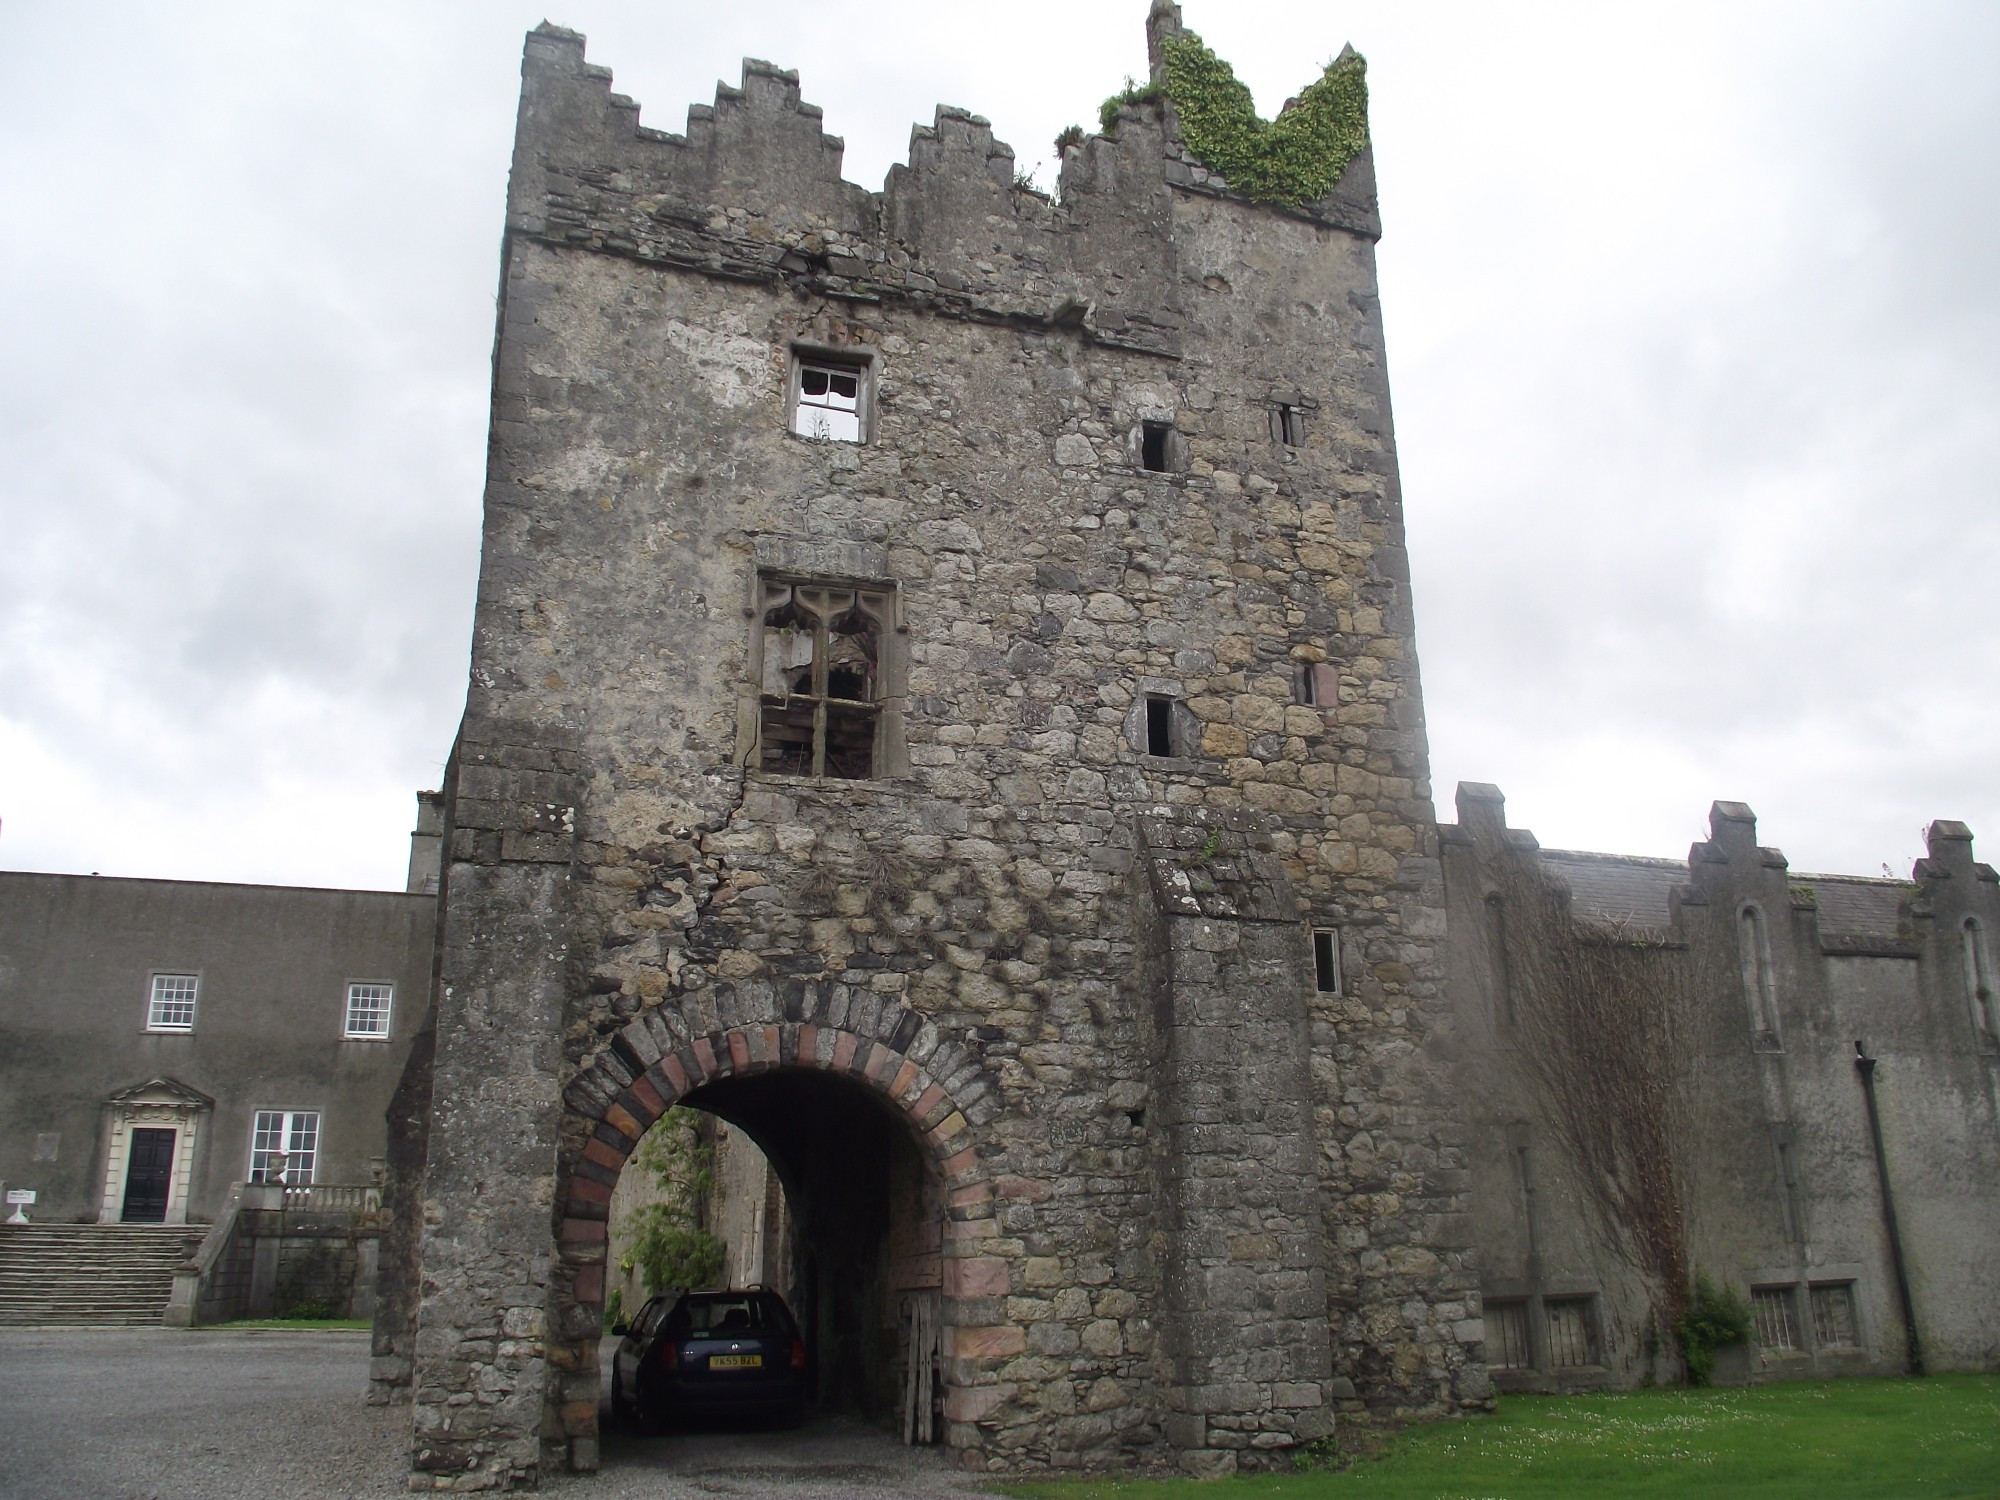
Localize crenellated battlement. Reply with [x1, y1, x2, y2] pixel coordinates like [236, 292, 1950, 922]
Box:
[1441, 781, 1998, 958]
[508, 12, 1378, 360]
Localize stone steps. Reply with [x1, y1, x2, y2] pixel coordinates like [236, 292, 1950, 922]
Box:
[0, 1223, 206, 1326]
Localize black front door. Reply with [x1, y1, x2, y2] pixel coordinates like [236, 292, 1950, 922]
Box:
[120, 1127, 175, 1222]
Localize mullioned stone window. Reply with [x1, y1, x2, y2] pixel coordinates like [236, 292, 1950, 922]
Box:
[746, 575, 902, 780]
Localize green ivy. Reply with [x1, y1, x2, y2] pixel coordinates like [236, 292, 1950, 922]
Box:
[1677, 1273, 1752, 1387]
[620, 1108, 726, 1297]
[1154, 32, 1369, 210]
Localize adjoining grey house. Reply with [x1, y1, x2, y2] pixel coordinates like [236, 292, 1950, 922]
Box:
[0, 797, 439, 1230]
[1443, 786, 2000, 1391]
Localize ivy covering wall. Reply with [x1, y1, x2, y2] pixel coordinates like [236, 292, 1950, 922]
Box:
[1148, 31, 1370, 210]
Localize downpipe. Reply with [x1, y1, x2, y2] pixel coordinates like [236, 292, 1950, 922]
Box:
[1853, 1041, 1924, 1376]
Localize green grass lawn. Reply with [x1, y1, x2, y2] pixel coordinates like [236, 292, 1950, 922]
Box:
[997, 1377, 2000, 1500]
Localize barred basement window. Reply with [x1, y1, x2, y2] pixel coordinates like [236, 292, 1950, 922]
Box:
[1485, 1299, 1532, 1370]
[1544, 1297, 1599, 1367]
[249, 1110, 320, 1185]
[753, 577, 893, 779]
[147, 973, 199, 1032]
[789, 352, 868, 443]
[1752, 1286, 1800, 1350]
[1809, 1282, 1859, 1348]
[344, 981, 394, 1039]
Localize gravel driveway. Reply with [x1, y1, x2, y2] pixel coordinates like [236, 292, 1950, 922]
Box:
[0, 1328, 1007, 1499]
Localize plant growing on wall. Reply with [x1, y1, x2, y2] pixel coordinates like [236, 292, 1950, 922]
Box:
[1096, 34, 1369, 209]
[1493, 857, 1714, 1379]
[620, 1107, 725, 1297]
[1677, 1273, 1751, 1385]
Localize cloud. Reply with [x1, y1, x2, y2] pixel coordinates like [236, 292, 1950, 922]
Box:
[1, 0, 1994, 888]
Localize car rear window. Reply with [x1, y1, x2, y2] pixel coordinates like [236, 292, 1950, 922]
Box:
[675, 1294, 789, 1336]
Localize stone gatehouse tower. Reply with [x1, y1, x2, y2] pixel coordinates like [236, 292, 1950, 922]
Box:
[386, 4, 1483, 1486]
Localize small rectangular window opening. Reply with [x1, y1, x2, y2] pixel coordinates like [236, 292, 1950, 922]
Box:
[1312, 928, 1341, 993]
[1276, 404, 1305, 446]
[1140, 421, 1172, 473]
[1296, 664, 1317, 706]
[1144, 696, 1174, 757]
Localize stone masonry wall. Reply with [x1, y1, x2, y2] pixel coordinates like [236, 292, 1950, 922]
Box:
[407, 7, 1479, 1488]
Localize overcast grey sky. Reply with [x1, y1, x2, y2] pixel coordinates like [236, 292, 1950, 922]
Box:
[2, 1, 1994, 891]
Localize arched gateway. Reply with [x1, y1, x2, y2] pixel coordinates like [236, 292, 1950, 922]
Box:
[382, 5, 1480, 1492]
[549, 1003, 1001, 1451]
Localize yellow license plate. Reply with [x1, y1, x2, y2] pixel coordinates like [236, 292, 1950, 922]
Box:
[709, 1354, 761, 1369]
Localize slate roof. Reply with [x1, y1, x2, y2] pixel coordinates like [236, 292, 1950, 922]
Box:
[1541, 850, 1685, 928]
[1797, 873, 1913, 941]
[1535, 851, 1914, 944]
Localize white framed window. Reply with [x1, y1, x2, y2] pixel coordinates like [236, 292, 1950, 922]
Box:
[343, 981, 394, 1039]
[146, 973, 199, 1032]
[249, 1110, 320, 1185]
[789, 353, 867, 443]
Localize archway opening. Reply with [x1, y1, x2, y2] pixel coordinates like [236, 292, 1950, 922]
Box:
[601, 1064, 943, 1434]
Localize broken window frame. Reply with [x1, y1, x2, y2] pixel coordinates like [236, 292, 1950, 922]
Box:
[788, 349, 870, 444]
[751, 575, 896, 781]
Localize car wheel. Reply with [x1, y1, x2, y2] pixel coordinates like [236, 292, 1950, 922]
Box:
[630, 1382, 664, 1437]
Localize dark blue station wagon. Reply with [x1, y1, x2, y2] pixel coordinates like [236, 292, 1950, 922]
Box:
[611, 1288, 808, 1430]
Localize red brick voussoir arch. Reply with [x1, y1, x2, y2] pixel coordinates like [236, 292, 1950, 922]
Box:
[546, 988, 1013, 1470]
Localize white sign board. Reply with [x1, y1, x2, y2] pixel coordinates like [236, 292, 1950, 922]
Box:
[3, 1190, 33, 1204]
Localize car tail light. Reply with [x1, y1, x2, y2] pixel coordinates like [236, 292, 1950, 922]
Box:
[790, 1338, 806, 1370]
[656, 1340, 679, 1371]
